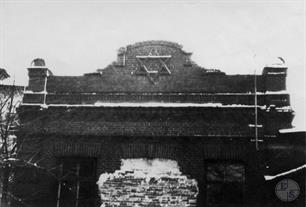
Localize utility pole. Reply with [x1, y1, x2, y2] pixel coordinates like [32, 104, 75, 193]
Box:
[254, 70, 259, 151]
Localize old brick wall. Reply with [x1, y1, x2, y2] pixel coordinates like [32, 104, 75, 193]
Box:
[12, 128, 268, 207]
[25, 41, 286, 94]
[97, 159, 198, 207]
[37, 136, 265, 206]
[15, 41, 292, 207]
[18, 106, 294, 137]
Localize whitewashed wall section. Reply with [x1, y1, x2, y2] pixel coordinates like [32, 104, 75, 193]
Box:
[97, 158, 198, 207]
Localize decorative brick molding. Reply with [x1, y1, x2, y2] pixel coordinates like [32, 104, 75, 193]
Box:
[24, 41, 288, 94]
[53, 142, 102, 157]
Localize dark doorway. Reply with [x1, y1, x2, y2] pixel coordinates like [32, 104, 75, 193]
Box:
[205, 161, 246, 207]
[56, 157, 98, 207]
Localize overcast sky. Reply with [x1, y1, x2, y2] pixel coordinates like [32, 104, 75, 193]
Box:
[0, 0, 305, 129]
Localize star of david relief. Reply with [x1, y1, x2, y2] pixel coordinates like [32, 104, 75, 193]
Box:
[134, 55, 172, 84]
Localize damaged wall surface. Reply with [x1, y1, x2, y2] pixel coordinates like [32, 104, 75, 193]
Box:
[97, 159, 198, 207]
[13, 41, 303, 207]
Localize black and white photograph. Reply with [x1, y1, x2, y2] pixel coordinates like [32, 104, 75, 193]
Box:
[0, 0, 305, 207]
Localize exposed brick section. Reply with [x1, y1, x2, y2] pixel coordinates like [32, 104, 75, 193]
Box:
[97, 159, 198, 207]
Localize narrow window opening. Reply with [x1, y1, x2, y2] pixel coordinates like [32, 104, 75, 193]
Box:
[56, 157, 97, 207]
[206, 161, 245, 207]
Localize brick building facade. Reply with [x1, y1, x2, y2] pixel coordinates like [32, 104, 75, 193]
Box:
[13, 41, 304, 207]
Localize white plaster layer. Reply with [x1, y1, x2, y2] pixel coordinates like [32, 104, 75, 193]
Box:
[97, 158, 198, 207]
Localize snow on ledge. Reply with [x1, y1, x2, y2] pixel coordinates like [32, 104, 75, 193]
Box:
[21, 102, 272, 109]
[28, 66, 48, 69]
[265, 63, 287, 68]
[24, 90, 47, 94]
[279, 127, 306, 133]
[260, 90, 288, 94]
[93, 102, 224, 107]
[22, 91, 289, 95]
[264, 164, 306, 181]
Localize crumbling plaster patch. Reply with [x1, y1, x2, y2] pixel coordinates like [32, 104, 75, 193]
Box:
[97, 158, 198, 207]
